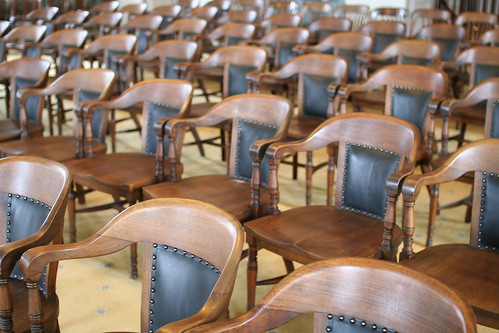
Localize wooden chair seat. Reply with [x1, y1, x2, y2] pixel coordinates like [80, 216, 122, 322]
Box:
[401, 244, 499, 327]
[0, 137, 107, 162]
[144, 174, 269, 221]
[0, 121, 43, 142]
[8, 280, 59, 333]
[66, 153, 163, 194]
[448, 102, 486, 126]
[287, 116, 324, 139]
[245, 205, 403, 264]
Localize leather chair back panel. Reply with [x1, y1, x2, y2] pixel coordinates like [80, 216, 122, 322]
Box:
[137, 29, 149, 54]
[14, 77, 40, 122]
[145, 103, 180, 155]
[432, 37, 459, 62]
[478, 172, 499, 252]
[235, 119, 278, 185]
[325, 314, 396, 333]
[7, 192, 51, 294]
[491, 100, 499, 138]
[78, 89, 106, 142]
[228, 64, 257, 96]
[107, 49, 128, 71]
[25, 46, 41, 58]
[341, 142, 401, 221]
[373, 33, 399, 54]
[390, 85, 432, 134]
[337, 48, 361, 83]
[303, 73, 338, 118]
[475, 64, 499, 86]
[148, 243, 220, 331]
[58, 44, 79, 75]
[227, 36, 245, 46]
[164, 57, 188, 79]
[278, 42, 296, 69]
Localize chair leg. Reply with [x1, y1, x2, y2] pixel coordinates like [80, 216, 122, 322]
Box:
[246, 235, 258, 310]
[68, 184, 77, 243]
[426, 184, 439, 247]
[189, 127, 205, 157]
[130, 242, 138, 279]
[56, 96, 65, 135]
[283, 258, 294, 274]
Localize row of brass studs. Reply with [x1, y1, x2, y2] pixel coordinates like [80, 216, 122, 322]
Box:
[478, 172, 498, 251]
[148, 243, 221, 332]
[325, 313, 393, 332]
[390, 85, 432, 117]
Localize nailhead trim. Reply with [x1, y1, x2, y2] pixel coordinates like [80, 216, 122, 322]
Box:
[325, 314, 395, 332]
[477, 172, 498, 251]
[148, 243, 221, 331]
[234, 118, 278, 182]
[340, 142, 401, 220]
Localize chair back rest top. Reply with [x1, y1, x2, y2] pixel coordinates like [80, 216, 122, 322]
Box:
[308, 17, 352, 33]
[408, 8, 452, 37]
[91, 0, 119, 13]
[208, 22, 256, 40]
[225, 9, 258, 23]
[332, 5, 370, 32]
[416, 24, 466, 42]
[85, 33, 137, 55]
[162, 18, 208, 35]
[377, 39, 442, 65]
[38, 28, 88, 48]
[189, 6, 218, 20]
[370, 7, 408, 23]
[20, 198, 244, 332]
[123, 14, 163, 30]
[26, 6, 59, 20]
[265, 0, 299, 17]
[479, 28, 499, 46]
[261, 13, 301, 29]
[259, 26, 309, 44]
[360, 20, 406, 36]
[86, 11, 123, 26]
[456, 11, 498, 43]
[119, 3, 147, 16]
[52, 9, 89, 25]
[454, 46, 499, 88]
[186, 257, 477, 333]
[151, 4, 182, 18]
[267, 113, 419, 214]
[0, 58, 50, 122]
[2, 24, 46, 43]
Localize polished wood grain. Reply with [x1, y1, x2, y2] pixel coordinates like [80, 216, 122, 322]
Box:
[0, 156, 71, 333]
[20, 198, 243, 333]
[183, 257, 477, 333]
[399, 138, 499, 329]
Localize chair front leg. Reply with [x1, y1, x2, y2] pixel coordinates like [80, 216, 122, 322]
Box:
[246, 234, 258, 310]
[0, 277, 13, 332]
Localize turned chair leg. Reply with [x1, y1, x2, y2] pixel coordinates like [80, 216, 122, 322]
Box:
[246, 235, 258, 310]
[68, 184, 77, 243]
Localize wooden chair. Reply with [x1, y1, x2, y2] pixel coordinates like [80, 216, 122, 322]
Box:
[187, 5, 218, 22]
[178, 0, 200, 17]
[0, 58, 49, 143]
[81, 11, 123, 40]
[89, 0, 119, 15]
[299, 2, 332, 26]
[11, 5, 59, 27]
[0, 19, 9, 36]
[195, 22, 256, 56]
[0, 68, 115, 161]
[186, 257, 477, 333]
[46, 9, 89, 31]
[0, 156, 71, 333]
[150, 18, 208, 45]
[307, 17, 352, 44]
[294, 32, 373, 84]
[477, 28, 499, 46]
[246, 27, 309, 71]
[64, 79, 193, 279]
[143, 93, 292, 225]
[428, 78, 499, 239]
[359, 20, 406, 55]
[217, 9, 258, 25]
[336, 64, 448, 172]
[114, 14, 163, 55]
[416, 24, 466, 63]
[357, 39, 442, 81]
[177, 45, 267, 158]
[369, 7, 408, 25]
[407, 8, 452, 37]
[248, 53, 348, 187]
[264, 0, 299, 19]
[244, 113, 420, 309]
[20, 198, 244, 332]
[0, 24, 47, 62]
[118, 2, 147, 22]
[150, 5, 182, 30]
[399, 138, 499, 329]
[121, 39, 198, 87]
[448, 46, 499, 146]
[7, 0, 42, 19]
[256, 13, 301, 38]
[231, 0, 265, 23]
[332, 4, 369, 32]
[456, 11, 497, 46]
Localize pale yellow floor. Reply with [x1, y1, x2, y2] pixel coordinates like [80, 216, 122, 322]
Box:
[1, 56, 495, 331]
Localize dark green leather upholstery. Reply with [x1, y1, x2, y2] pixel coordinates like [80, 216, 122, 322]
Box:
[227, 64, 257, 96]
[341, 142, 401, 221]
[278, 42, 296, 69]
[303, 74, 338, 118]
[148, 243, 220, 332]
[144, 103, 180, 155]
[475, 64, 499, 86]
[401, 56, 433, 66]
[390, 85, 432, 134]
[337, 48, 362, 83]
[164, 57, 188, 79]
[490, 100, 499, 138]
[78, 89, 106, 142]
[14, 77, 40, 123]
[478, 172, 499, 252]
[235, 119, 279, 186]
[373, 33, 399, 54]
[432, 37, 459, 62]
[107, 49, 128, 71]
